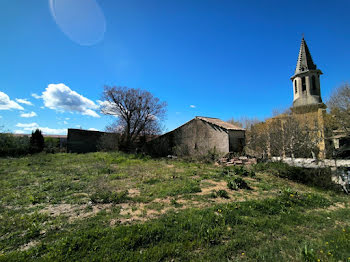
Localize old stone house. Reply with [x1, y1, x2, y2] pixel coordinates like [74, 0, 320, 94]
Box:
[147, 116, 245, 156]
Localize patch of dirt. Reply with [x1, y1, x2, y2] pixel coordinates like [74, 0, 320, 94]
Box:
[128, 188, 140, 197]
[198, 179, 228, 195]
[39, 203, 113, 222]
[152, 197, 171, 205]
[20, 240, 40, 251]
[307, 201, 347, 214]
[37, 181, 273, 226]
[328, 202, 346, 211]
[40, 204, 78, 217]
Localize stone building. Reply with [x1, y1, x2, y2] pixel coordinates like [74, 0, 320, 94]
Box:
[147, 116, 245, 156]
[67, 128, 116, 153]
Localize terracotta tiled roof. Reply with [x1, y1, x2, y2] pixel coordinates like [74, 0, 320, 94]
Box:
[196, 116, 245, 131]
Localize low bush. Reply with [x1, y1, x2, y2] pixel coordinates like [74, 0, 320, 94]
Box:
[234, 177, 251, 190]
[253, 162, 338, 190]
[202, 147, 222, 163]
[0, 133, 30, 157]
[216, 189, 229, 199]
[227, 180, 238, 190]
[44, 137, 60, 153]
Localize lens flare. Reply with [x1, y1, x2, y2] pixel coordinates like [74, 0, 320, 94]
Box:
[49, 0, 106, 46]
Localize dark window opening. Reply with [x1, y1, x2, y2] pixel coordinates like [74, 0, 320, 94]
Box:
[302, 77, 306, 92]
[312, 75, 316, 91]
[294, 80, 298, 93]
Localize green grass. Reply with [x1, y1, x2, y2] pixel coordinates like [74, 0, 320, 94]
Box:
[0, 152, 349, 261]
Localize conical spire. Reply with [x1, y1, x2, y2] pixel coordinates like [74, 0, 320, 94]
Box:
[295, 37, 317, 75]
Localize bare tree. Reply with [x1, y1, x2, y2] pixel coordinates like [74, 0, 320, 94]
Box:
[101, 86, 167, 150]
[226, 118, 243, 128]
[327, 83, 350, 136]
[227, 116, 261, 129]
[246, 112, 322, 159]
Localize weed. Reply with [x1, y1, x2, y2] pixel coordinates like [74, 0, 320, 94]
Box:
[90, 190, 129, 204]
[227, 180, 238, 190]
[216, 190, 229, 199]
[170, 199, 183, 208]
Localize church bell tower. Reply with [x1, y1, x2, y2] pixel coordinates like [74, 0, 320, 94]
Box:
[291, 37, 326, 113]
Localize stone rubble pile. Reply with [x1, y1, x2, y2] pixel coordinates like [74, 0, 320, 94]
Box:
[217, 156, 257, 166]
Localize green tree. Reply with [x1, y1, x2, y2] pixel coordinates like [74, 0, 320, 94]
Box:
[30, 129, 44, 153]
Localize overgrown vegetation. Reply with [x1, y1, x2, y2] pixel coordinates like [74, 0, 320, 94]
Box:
[0, 133, 30, 157]
[253, 161, 339, 191]
[0, 131, 62, 157]
[0, 152, 349, 261]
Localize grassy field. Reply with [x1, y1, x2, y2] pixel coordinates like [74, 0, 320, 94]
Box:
[0, 152, 349, 261]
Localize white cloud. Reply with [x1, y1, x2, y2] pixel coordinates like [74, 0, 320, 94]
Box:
[41, 83, 100, 117]
[190, 105, 196, 108]
[63, 120, 68, 124]
[82, 109, 100, 118]
[97, 100, 118, 117]
[16, 122, 38, 128]
[65, 117, 70, 120]
[31, 93, 42, 99]
[16, 98, 33, 106]
[20, 111, 37, 118]
[88, 128, 99, 131]
[0, 115, 2, 118]
[37, 127, 67, 135]
[0, 91, 24, 110]
[15, 122, 66, 135]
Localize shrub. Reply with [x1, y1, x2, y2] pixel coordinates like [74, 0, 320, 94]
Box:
[234, 177, 251, 190]
[0, 133, 30, 157]
[216, 190, 229, 199]
[227, 180, 238, 190]
[44, 137, 60, 153]
[253, 162, 338, 190]
[30, 129, 44, 154]
[202, 147, 222, 163]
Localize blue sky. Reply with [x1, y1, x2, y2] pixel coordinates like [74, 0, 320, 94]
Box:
[1, 0, 350, 135]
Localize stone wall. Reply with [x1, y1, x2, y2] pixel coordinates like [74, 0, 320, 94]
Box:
[67, 129, 115, 153]
[271, 157, 350, 168]
[147, 118, 230, 156]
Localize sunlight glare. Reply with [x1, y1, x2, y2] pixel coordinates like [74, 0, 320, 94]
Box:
[49, 0, 106, 46]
